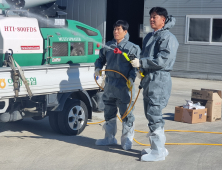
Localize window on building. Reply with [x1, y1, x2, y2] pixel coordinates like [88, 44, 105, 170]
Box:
[186, 15, 222, 45]
[212, 19, 222, 42]
[188, 18, 210, 42]
[70, 42, 85, 56]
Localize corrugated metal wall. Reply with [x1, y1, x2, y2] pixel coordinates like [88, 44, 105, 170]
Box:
[144, 0, 222, 80]
[56, 0, 107, 44]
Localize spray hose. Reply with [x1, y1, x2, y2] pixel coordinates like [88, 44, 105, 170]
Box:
[87, 69, 140, 124]
[88, 69, 222, 146]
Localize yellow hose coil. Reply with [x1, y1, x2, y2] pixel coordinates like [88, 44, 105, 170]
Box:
[88, 69, 222, 146]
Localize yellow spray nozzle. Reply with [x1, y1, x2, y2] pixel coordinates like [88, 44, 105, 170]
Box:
[122, 52, 131, 62]
[122, 51, 145, 78]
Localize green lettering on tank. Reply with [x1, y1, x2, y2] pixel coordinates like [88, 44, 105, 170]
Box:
[8, 77, 37, 86]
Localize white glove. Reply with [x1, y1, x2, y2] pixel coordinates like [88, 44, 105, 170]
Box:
[136, 71, 142, 79]
[95, 68, 101, 77]
[126, 78, 133, 90]
[130, 58, 141, 68]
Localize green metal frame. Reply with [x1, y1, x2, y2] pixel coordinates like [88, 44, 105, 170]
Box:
[40, 19, 102, 65]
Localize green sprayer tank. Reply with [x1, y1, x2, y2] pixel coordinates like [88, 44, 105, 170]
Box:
[0, 5, 102, 67]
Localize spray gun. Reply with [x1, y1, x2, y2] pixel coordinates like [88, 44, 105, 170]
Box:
[113, 48, 145, 78]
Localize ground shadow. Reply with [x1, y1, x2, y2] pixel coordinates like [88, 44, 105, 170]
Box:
[0, 118, 141, 160]
[163, 113, 174, 121]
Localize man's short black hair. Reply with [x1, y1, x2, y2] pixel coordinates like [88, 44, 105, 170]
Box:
[113, 20, 129, 31]
[149, 7, 168, 19]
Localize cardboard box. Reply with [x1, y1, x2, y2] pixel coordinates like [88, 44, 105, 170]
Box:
[191, 89, 221, 122]
[174, 106, 207, 124]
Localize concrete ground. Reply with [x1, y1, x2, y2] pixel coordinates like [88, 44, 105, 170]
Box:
[0, 77, 222, 170]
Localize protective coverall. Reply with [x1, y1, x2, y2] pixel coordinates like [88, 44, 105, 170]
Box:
[94, 33, 141, 150]
[139, 16, 179, 161]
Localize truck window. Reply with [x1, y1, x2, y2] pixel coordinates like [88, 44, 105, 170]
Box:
[88, 42, 93, 55]
[70, 42, 85, 56]
[52, 42, 68, 56]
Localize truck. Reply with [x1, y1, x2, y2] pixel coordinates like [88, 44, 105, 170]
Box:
[0, 0, 105, 135]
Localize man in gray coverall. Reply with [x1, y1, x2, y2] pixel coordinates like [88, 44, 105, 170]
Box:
[131, 7, 179, 161]
[94, 20, 141, 150]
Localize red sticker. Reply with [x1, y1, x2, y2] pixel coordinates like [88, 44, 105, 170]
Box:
[21, 46, 40, 50]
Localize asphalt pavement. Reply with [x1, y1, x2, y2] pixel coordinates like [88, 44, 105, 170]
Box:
[0, 77, 222, 170]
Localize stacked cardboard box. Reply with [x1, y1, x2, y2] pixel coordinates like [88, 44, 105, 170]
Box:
[174, 106, 207, 124]
[174, 88, 222, 124]
[191, 89, 221, 122]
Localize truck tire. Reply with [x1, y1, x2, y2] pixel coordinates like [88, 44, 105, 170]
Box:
[58, 99, 88, 136]
[48, 111, 62, 134]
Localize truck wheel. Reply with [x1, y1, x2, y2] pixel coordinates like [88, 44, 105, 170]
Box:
[48, 111, 62, 134]
[58, 99, 88, 136]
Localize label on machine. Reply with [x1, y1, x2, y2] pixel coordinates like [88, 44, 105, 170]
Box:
[0, 17, 43, 53]
[21, 46, 40, 50]
[52, 58, 61, 62]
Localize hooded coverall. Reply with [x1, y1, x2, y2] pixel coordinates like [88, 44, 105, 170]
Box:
[95, 33, 141, 150]
[139, 16, 179, 161]
[140, 16, 179, 132]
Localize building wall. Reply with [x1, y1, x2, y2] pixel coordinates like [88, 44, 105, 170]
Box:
[106, 0, 144, 48]
[144, 0, 222, 80]
[56, 0, 107, 44]
[56, 0, 144, 47]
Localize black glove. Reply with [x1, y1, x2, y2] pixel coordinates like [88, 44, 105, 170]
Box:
[128, 54, 136, 61]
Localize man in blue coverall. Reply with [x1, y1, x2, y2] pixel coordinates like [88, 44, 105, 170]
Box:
[94, 20, 141, 150]
[131, 7, 179, 161]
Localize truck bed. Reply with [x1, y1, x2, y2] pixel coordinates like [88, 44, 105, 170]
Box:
[0, 63, 102, 99]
